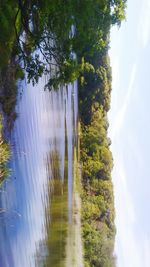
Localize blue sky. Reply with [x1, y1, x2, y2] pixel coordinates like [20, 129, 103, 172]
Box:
[108, 0, 150, 266]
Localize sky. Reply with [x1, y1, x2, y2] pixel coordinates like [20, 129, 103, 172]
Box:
[108, 0, 150, 267]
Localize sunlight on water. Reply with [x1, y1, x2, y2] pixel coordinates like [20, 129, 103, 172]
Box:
[0, 76, 78, 267]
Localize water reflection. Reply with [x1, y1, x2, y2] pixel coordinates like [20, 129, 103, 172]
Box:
[36, 151, 68, 267]
[0, 77, 78, 267]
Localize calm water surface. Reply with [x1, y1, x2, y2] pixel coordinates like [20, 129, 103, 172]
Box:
[0, 77, 78, 267]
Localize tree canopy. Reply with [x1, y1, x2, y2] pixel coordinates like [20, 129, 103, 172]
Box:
[0, 0, 126, 88]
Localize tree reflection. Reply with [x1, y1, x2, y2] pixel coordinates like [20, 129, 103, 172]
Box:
[35, 150, 68, 267]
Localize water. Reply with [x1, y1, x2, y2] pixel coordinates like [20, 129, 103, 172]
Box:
[0, 76, 78, 267]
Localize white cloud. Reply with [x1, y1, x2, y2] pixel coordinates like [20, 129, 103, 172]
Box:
[108, 2, 150, 267]
[138, 0, 150, 48]
[112, 153, 148, 267]
[111, 64, 137, 139]
[143, 237, 150, 267]
[112, 132, 150, 267]
[114, 160, 135, 224]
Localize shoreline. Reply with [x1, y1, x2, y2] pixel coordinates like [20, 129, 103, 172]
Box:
[0, 114, 10, 184]
[65, 149, 84, 267]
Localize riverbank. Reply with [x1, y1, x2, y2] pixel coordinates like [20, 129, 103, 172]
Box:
[65, 148, 84, 267]
[0, 10, 21, 183]
[0, 57, 22, 130]
[0, 114, 10, 184]
[0, 57, 19, 184]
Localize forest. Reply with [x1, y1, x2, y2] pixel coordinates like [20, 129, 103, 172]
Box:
[79, 52, 116, 266]
[0, 0, 126, 266]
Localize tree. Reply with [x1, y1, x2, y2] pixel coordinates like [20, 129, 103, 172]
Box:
[7, 0, 126, 88]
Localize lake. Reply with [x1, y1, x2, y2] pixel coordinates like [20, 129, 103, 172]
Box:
[0, 75, 78, 267]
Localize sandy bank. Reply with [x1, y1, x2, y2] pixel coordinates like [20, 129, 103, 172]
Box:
[65, 157, 84, 267]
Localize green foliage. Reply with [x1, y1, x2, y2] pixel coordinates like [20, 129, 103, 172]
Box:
[82, 221, 116, 267]
[80, 106, 116, 266]
[0, 0, 126, 88]
[0, 114, 10, 184]
[0, 1, 18, 67]
[78, 16, 118, 265]
[79, 54, 118, 264]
